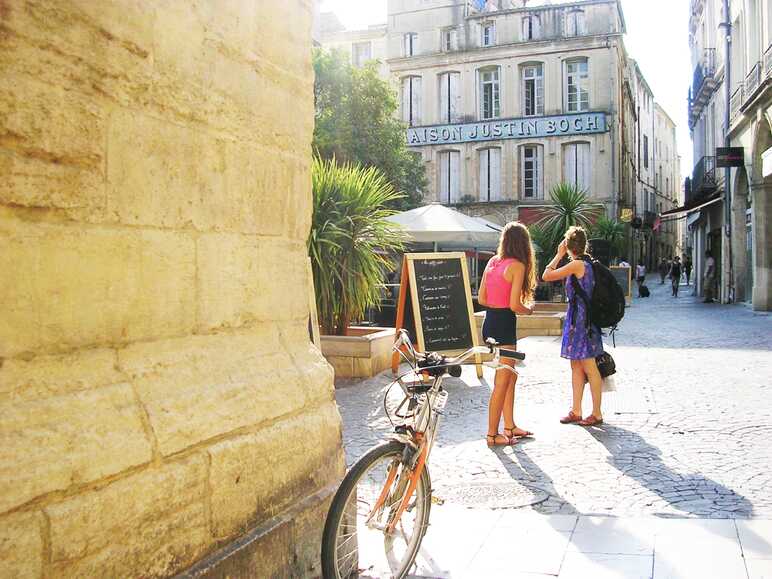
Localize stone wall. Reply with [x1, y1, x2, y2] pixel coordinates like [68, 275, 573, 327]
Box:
[0, 1, 344, 577]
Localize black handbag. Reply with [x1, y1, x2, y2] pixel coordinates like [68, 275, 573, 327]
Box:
[596, 351, 616, 378]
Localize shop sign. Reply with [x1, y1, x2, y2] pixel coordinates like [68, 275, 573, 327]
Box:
[716, 147, 744, 168]
[620, 208, 633, 222]
[406, 112, 607, 147]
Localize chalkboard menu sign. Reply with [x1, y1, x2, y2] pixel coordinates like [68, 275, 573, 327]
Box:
[610, 266, 632, 304]
[411, 257, 472, 352]
[392, 252, 481, 375]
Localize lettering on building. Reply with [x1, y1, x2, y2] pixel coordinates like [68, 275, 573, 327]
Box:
[406, 112, 607, 146]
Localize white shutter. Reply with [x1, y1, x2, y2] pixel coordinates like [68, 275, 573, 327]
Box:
[535, 146, 542, 198]
[450, 151, 460, 203]
[479, 150, 489, 200]
[439, 74, 449, 123]
[439, 152, 449, 202]
[490, 148, 501, 201]
[450, 73, 460, 122]
[577, 143, 590, 191]
[564, 144, 577, 186]
[411, 77, 422, 125]
[401, 79, 411, 123]
[533, 16, 541, 39]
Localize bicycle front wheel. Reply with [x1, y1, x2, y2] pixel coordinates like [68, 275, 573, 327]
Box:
[321, 440, 432, 579]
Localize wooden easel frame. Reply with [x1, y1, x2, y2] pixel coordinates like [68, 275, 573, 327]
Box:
[610, 265, 633, 306]
[391, 252, 482, 377]
[307, 257, 321, 348]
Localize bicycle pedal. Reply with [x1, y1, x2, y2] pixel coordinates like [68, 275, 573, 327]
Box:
[431, 495, 445, 505]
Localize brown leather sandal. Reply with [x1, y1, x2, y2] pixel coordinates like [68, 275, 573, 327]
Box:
[560, 411, 583, 424]
[579, 415, 604, 426]
[486, 433, 515, 447]
[504, 425, 533, 439]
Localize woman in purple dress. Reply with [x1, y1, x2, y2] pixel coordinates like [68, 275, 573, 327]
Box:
[542, 226, 604, 426]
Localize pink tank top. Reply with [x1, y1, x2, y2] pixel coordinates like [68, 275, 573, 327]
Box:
[484, 256, 516, 308]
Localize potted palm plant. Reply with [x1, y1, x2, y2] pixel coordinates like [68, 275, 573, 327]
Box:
[309, 156, 406, 378]
[532, 183, 604, 303]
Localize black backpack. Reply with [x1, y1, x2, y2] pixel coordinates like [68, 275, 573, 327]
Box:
[570, 256, 626, 336]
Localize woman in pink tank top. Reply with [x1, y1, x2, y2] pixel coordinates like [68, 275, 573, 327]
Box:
[478, 222, 536, 446]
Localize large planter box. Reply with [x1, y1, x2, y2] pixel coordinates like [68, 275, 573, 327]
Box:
[320, 326, 396, 379]
[474, 309, 565, 342]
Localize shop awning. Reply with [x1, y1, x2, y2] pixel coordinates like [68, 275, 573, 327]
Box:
[660, 194, 723, 218]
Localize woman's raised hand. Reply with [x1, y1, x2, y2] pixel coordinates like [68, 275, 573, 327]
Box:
[557, 239, 568, 256]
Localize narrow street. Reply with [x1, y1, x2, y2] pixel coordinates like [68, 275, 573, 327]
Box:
[336, 280, 772, 518]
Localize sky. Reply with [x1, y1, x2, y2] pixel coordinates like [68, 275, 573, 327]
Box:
[318, 0, 694, 178]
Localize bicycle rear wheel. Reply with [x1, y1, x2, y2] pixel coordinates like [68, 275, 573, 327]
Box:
[321, 440, 431, 579]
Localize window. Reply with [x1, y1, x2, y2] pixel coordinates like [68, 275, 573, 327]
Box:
[643, 135, 649, 169]
[401, 76, 422, 126]
[479, 148, 502, 201]
[478, 67, 500, 120]
[438, 151, 461, 203]
[522, 15, 541, 40]
[403, 33, 418, 56]
[522, 64, 544, 117]
[563, 142, 591, 191]
[482, 22, 496, 46]
[352, 41, 371, 68]
[565, 9, 585, 36]
[442, 28, 457, 52]
[521, 145, 543, 199]
[565, 59, 589, 112]
[438, 72, 461, 123]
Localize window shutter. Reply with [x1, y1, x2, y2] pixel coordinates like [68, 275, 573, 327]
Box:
[402, 79, 411, 124]
[564, 144, 577, 186]
[577, 143, 590, 191]
[533, 16, 541, 39]
[439, 152, 449, 202]
[450, 151, 460, 203]
[536, 67, 544, 114]
[479, 150, 489, 200]
[412, 77, 422, 125]
[439, 74, 449, 123]
[535, 146, 543, 198]
[490, 148, 501, 201]
[450, 73, 460, 122]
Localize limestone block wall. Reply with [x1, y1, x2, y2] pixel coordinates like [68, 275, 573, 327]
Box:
[0, 1, 344, 577]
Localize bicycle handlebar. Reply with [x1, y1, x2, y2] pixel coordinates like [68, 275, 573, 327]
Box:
[394, 330, 526, 366]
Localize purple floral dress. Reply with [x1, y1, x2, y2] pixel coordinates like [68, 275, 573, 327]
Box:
[561, 262, 604, 360]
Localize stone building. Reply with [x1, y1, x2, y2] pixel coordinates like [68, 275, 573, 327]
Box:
[317, 12, 390, 77]
[386, 0, 630, 226]
[0, 1, 343, 577]
[681, 0, 771, 309]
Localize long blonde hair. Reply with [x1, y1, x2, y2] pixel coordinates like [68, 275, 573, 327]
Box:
[497, 221, 537, 302]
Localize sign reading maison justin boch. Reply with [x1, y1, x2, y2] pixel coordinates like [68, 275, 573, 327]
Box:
[406, 112, 607, 147]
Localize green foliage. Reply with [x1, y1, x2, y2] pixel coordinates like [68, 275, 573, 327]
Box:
[589, 216, 627, 257]
[309, 157, 407, 336]
[313, 48, 426, 210]
[535, 183, 605, 256]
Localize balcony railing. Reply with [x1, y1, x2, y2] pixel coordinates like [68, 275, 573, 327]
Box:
[689, 49, 717, 127]
[746, 61, 762, 96]
[765, 43, 772, 78]
[688, 155, 718, 204]
[730, 84, 745, 123]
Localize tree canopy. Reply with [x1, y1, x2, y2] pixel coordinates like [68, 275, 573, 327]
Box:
[313, 49, 426, 210]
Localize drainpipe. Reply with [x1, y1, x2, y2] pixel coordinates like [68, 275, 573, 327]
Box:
[720, 0, 733, 303]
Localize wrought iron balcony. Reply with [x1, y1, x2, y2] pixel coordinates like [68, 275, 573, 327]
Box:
[766, 43, 772, 79]
[730, 84, 745, 124]
[688, 155, 718, 204]
[746, 61, 762, 97]
[688, 49, 717, 128]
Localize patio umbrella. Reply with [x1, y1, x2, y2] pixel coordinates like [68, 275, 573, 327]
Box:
[386, 203, 502, 248]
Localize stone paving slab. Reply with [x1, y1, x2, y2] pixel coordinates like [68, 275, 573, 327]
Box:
[335, 281, 772, 518]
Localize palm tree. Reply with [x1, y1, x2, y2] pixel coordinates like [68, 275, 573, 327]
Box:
[309, 157, 406, 336]
[535, 183, 605, 254]
[590, 216, 626, 258]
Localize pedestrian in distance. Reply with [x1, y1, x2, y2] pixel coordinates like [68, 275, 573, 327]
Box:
[635, 261, 647, 297]
[684, 255, 693, 285]
[658, 257, 669, 284]
[618, 257, 630, 268]
[542, 226, 605, 427]
[478, 222, 535, 446]
[669, 256, 682, 297]
[703, 250, 717, 303]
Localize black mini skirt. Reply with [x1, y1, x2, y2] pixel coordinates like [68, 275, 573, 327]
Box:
[482, 308, 517, 346]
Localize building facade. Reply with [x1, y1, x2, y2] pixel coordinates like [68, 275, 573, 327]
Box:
[686, 0, 771, 309]
[319, 0, 683, 264]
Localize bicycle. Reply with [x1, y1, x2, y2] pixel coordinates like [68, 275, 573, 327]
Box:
[321, 330, 525, 579]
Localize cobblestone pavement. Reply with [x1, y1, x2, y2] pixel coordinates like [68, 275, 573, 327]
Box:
[335, 280, 772, 518]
